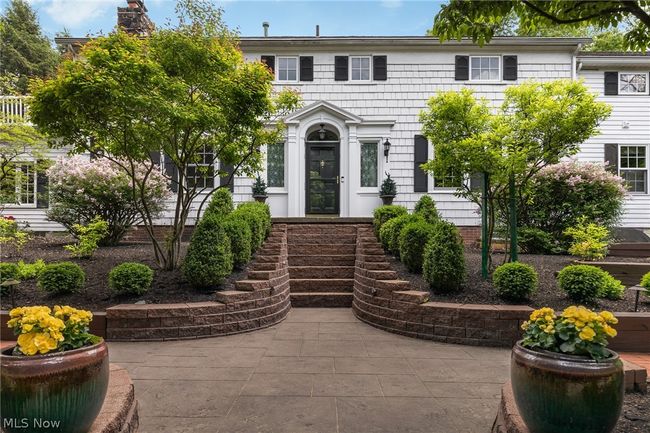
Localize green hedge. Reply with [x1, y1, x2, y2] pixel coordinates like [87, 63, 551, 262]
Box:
[493, 262, 538, 301]
[203, 188, 234, 219]
[423, 221, 465, 293]
[398, 220, 436, 273]
[414, 195, 440, 224]
[38, 262, 85, 294]
[386, 214, 422, 256]
[233, 201, 271, 251]
[223, 216, 252, 268]
[183, 215, 233, 289]
[109, 262, 154, 296]
[557, 265, 605, 302]
[373, 205, 407, 236]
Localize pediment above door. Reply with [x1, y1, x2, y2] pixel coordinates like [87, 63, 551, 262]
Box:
[284, 100, 363, 125]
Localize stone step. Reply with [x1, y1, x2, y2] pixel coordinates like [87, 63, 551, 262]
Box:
[290, 278, 354, 292]
[289, 255, 356, 267]
[287, 225, 358, 235]
[289, 243, 356, 255]
[235, 279, 270, 291]
[290, 292, 353, 308]
[287, 234, 357, 245]
[289, 266, 355, 279]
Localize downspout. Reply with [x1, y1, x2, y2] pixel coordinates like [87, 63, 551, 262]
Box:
[571, 43, 583, 81]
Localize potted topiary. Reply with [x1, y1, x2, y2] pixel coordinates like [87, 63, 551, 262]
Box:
[252, 176, 268, 203]
[511, 306, 624, 433]
[379, 173, 397, 205]
[1, 306, 109, 433]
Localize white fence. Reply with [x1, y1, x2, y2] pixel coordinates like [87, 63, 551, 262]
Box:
[1, 96, 30, 124]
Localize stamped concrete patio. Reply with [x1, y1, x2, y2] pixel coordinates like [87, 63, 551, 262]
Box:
[109, 308, 511, 433]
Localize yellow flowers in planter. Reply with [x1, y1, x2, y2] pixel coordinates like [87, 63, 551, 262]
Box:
[521, 306, 618, 360]
[7, 306, 99, 356]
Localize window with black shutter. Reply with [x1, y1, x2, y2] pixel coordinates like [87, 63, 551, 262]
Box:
[261, 55, 275, 73]
[373, 55, 387, 81]
[414, 135, 428, 192]
[604, 72, 618, 95]
[455, 55, 469, 81]
[503, 55, 517, 81]
[299, 56, 313, 81]
[604, 143, 618, 174]
[36, 161, 48, 208]
[164, 153, 179, 192]
[335, 56, 349, 81]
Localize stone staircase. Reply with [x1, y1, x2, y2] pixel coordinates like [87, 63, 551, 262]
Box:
[287, 224, 361, 307]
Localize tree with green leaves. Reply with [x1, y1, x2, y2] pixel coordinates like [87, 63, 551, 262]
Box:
[0, 0, 59, 94]
[431, 1, 650, 51]
[29, 0, 301, 270]
[419, 80, 610, 267]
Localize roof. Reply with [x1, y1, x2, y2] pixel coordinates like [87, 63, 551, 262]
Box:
[577, 51, 650, 67]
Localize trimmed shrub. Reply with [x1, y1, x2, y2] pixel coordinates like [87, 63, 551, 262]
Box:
[599, 272, 625, 300]
[414, 195, 440, 224]
[373, 205, 407, 236]
[223, 216, 252, 268]
[564, 219, 609, 260]
[232, 201, 271, 252]
[423, 221, 465, 293]
[203, 188, 234, 220]
[38, 262, 85, 294]
[398, 220, 436, 273]
[379, 217, 398, 250]
[16, 259, 46, 280]
[557, 264, 605, 302]
[109, 262, 154, 296]
[641, 271, 650, 297]
[0, 262, 20, 296]
[182, 215, 233, 288]
[387, 214, 422, 256]
[493, 262, 539, 301]
[517, 227, 558, 254]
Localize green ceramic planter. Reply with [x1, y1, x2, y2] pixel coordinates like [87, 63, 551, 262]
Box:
[1, 341, 109, 433]
[511, 340, 624, 433]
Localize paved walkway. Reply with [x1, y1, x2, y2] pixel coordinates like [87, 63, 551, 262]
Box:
[108, 308, 511, 433]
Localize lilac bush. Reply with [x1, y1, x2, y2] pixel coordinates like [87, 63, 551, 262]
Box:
[47, 156, 170, 245]
[520, 160, 627, 244]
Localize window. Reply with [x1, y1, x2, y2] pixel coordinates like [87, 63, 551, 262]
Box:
[433, 169, 462, 189]
[470, 56, 500, 81]
[360, 142, 378, 187]
[277, 57, 298, 82]
[267, 142, 285, 188]
[619, 73, 648, 94]
[186, 145, 214, 189]
[0, 163, 36, 205]
[619, 145, 648, 193]
[350, 56, 371, 81]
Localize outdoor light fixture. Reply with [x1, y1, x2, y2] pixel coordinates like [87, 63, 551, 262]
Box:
[318, 123, 326, 140]
[383, 138, 391, 157]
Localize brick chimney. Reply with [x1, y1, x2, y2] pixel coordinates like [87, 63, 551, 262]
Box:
[117, 0, 154, 36]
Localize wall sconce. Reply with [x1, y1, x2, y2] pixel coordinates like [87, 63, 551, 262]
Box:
[383, 138, 391, 158]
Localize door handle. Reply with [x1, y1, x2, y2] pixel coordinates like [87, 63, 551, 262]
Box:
[336, 176, 340, 184]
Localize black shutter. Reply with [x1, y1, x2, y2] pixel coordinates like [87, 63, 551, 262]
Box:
[604, 72, 618, 95]
[373, 55, 387, 81]
[299, 56, 313, 81]
[163, 154, 178, 193]
[149, 150, 161, 166]
[604, 143, 618, 174]
[261, 55, 275, 73]
[503, 55, 517, 81]
[335, 56, 348, 81]
[220, 163, 234, 192]
[36, 160, 48, 209]
[455, 55, 469, 81]
[469, 173, 483, 191]
[414, 135, 428, 192]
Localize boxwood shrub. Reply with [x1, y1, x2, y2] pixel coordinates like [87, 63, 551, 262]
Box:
[557, 265, 606, 302]
[599, 272, 625, 300]
[379, 217, 398, 251]
[0, 262, 20, 296]
[423, 221, 465, 293]
[373, 205, 407, 236]
[398, 220, 436, 273]
[387, 214, 422, 256]
[109, 262, 154, 296]
[37, 262, 85, 294]
[182, 215, 233, 289]
[493, 262, 539, 301]
[223, 216, 252, 268]
[203, 188, 234, 219]
[234, 201, 271, 251]
[414, 195, 440, 224]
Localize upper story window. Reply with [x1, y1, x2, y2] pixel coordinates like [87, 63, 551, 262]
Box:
[277, 57, 298, 82]
[186, 145, 214, 189]
[619, 145, 648, 193]
[0, 163, 36, 206]
[619, 72, 648, 94]
[470, 56, 500, 81]
[350, 56, 371, 81]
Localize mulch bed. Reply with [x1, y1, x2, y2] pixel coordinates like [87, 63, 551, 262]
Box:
[617, 392, 650, 433]
[389, 249, 650, 313]
[0, 234, 249, 311]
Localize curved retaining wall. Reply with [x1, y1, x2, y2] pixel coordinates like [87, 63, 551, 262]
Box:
[105, 225, 291, 341]
[352, 226, 650, 350]
[90, 364, 138, 433]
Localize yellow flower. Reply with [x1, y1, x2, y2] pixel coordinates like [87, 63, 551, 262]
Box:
[599, 311, 618, 325]
[603, 325, 617, 338]
[530, 307, 555, 322]
[579, 327, 596, 341]
[17, 332, 38, 356]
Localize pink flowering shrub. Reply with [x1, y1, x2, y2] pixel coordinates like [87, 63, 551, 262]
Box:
[47, 156, 170, 245]
[520, 160, 626, 244]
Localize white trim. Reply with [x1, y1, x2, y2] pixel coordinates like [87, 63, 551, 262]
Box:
[618, 71, 649, 95]
[358, 139, 381, 192]
[276, 56, 299, 83]
[349, 55, 372, 82]
[469, 55, 502, 83]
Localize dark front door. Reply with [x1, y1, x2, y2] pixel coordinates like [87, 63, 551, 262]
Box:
[306, 142, 339, 214]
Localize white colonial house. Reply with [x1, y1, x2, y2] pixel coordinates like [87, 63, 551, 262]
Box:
[1, 2, 649, 236]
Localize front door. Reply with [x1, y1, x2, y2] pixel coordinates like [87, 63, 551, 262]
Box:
[306, 142, 339, 214]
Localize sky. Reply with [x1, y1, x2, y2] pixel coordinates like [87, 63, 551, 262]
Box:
[16, 0, 444, 39]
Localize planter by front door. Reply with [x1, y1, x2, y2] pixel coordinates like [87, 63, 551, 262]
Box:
[306, 142, 339, 214]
